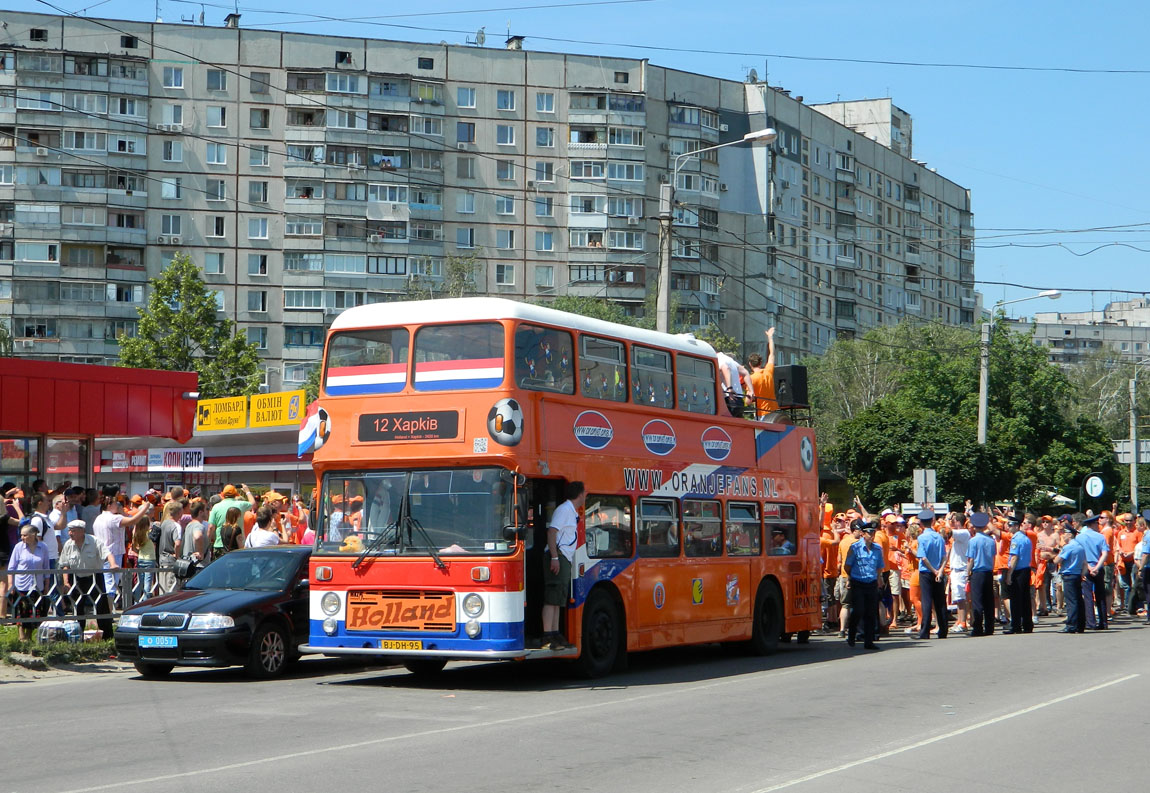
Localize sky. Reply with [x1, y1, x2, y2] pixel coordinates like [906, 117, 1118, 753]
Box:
[10, 0, 1150, 319]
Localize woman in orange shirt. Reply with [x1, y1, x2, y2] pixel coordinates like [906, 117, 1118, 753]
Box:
[904, 521, 922, 635]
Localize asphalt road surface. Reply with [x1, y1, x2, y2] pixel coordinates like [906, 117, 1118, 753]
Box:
[6, 614, 1149, 793]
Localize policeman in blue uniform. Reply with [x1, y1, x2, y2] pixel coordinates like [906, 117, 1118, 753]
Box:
[965, 512, 997, 636]
[1055, 522, 1086, 633]
[1136, 520, 1150, 625]
[1077, 513, 1109, 630]
[1005, 516, 1034, 634]
[915, 509, 948, 639]
[843, 518, 884, 650]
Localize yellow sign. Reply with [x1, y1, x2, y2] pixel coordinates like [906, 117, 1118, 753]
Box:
[249, 390, 306, 428]
[196, 396, 248, 432]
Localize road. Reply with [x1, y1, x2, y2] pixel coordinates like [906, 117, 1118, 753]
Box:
[6, 614, 1148, 793]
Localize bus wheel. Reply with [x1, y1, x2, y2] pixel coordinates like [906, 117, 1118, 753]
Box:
[780, 633, 793, 643]
[796, 631, 811, 644]
[750, 582, 782, 656]
[577, 590, 622, 678]
[403, 659, 448, 677]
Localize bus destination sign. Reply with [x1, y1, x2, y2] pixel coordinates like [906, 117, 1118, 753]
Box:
[358, 411, 459, 442]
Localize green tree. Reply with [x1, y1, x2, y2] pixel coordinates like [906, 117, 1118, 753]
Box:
[544, 295, 636, 326]
[303, 363, 322, 403]
[117, 252, 262, 398]
[0, 320, 12, 357]
[693, 323, 739, 356]
[405, 252, 480, 300]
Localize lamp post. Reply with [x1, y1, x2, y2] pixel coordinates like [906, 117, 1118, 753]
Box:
[1128, 357, 1150, 512]
[977, 289, 1061, 445]
[657, 127, 777, 333]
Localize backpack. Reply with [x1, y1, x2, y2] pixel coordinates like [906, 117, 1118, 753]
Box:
[148, 521, 162, 545]
[20, 514, 52, 542]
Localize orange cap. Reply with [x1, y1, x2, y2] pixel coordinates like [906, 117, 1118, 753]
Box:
[221, 484, 239, 499]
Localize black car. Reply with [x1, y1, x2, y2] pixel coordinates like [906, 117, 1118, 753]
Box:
[115, 546, 311, 679]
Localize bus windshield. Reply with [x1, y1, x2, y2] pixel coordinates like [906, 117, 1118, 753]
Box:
[317, 467, 515, 556]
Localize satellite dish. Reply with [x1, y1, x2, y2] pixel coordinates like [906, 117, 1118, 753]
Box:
[476, 27, 486, 46]
[748, 68, 758, 83]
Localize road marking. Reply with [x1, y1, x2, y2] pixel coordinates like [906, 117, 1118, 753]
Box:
[748, 673, 1140, 793]
[49, 658, 837, 793]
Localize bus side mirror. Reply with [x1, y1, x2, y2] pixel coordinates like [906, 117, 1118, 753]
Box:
[503, 524, 522, 542]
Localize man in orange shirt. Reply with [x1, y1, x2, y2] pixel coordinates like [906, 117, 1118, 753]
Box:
[1116, 513, 1141, 614]
[994, 517, 1013, 625]
[747, 326, 777, 419]
[820, 514, 843, 631]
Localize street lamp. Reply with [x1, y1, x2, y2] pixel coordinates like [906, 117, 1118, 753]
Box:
[977, 289, 1061, 444]
[656, 127, 778, 333]
[1127, 357, 1150, 512]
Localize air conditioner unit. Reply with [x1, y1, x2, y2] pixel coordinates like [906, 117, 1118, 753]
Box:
[35, 147, 49, 157]
[780, 179, 791, 189]
[719, 183, 729, 192]
[169, 235, 181, 245]
[156, 123, 170, 132]
[627, 216, 639, 226]
[368, 234, 383, 243]
[719, 123, 729, 132]
[659, 142, 670, 152]
[156, 235, 167, 244]
[169, 123, 183, 133]
[456, 143, 468, 150]
[718, 310, 727, 319]
[526, 180, 535, 189]
[658, 174, 669, 183]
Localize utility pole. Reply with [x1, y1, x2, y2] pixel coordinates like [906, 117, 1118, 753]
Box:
[1132, 374, 1140, 512]
[977, 320, 991, 445]
[656, 182, 673, 333]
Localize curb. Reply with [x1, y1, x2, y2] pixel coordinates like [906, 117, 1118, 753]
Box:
[9, 652, 50, 671]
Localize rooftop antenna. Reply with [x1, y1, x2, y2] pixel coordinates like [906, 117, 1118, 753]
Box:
[155, 0, 162, 22]
[466, 26, 486, 47]
[747, 67, 758, 83]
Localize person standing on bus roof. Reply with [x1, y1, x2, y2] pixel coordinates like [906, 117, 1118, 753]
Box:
[715, 348, 750, 418]
[747, 326, 778, 419]
[543, 481, 586, 651]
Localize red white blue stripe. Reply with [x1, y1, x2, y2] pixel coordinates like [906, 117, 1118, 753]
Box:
[414, 357, 504, 391]
[325, 363, 407, 395]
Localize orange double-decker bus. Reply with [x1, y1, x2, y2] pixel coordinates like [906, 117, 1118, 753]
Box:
[300, 297, 821, 677]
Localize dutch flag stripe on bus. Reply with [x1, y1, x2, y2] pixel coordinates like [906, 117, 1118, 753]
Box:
[414, 357, 504, 391]
[325, 363, 407, 395]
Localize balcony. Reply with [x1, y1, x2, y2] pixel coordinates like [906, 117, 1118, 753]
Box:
[905, 250, 921, 265]
[961, 296, 976, 309]
[960, 247, 975, 262]
[903, 198, 920, 213]
[834, 224, 856, 241]
[834, 167, 854, 184]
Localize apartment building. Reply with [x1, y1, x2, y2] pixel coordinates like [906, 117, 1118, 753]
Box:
[0, 11, 975, 390]
[1006, 299, 1150, 365]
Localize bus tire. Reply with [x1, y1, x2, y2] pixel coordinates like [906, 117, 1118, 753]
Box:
[750, 581, 782, 656]
[403, 659, 448, 677]
[796, 630, 811, 644]
[577, 589, 623, 678]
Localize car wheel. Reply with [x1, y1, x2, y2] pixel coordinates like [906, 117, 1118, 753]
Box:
[577, 589, 623, 678]
[749, 581, 782, 656]
[403, 659, 448, 677]
[246, 623, 289, 678]
[796, 630, 811, 644]
[134, 661, 174, 679]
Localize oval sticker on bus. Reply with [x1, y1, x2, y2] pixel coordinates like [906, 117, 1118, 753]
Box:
[573, 410, 614, 450]
[642, 419, 677, 456]
[701, 426, 733, 461]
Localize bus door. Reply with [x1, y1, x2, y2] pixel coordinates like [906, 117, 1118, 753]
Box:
[524, 478, 564, 642]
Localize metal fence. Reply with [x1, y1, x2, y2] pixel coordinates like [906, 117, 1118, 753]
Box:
[2, 564, 188, 627]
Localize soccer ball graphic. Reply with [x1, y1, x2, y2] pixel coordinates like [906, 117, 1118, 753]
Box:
[487, 398, 524, 446]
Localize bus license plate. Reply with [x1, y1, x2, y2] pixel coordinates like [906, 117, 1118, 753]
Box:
[139, 635, 178, 648]
[380, 640, 422, 651]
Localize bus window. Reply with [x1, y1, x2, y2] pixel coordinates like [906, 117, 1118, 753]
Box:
[579, 335, 627, 402]
[683, 499, 721, 557]
[585, 495, 633, 558]
[632, 345, 673, 409]
[637, 498, 678, 558]
[676, 354, 716, 415]
[514, 323, 574, 394]
[765, 503, 798, 556]
[727, 502, 761, 556]
[413, 322, 505, 391]
[325, 328, 409, 396]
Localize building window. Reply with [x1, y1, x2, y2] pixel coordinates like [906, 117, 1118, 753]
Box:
[536, 127, 555, 147]
[456, 227, 475, 248]
[206, 179, 226, 201]
[607, 162, 644, 181]
[495, 195, 515, 215]
[456, 121, 475, 143]
[457, 156, 475, 179]
[162, 67, 184, 89]
[206, 142, 227, 165]
[571, 160, 604, 179]
[613, 71, 628, 83]
[535, 265, 554, 289]
[457, 87, 475, 108]
[160, 177, 182, 199]
[496, 125, 515, 145]
[120, 35, 138, 48]
[248, 218, 269, 240]
[250, 71, 271, 94]
[496, 229, 515, 250]
[249, 145, 269, 167]
[206, 106, 227, 128]
[417, 57, 434, 70]
[247, 290, 268, 313]
[204, 252, 224, 274]
[247, 254, 269, 275]
[495, 263, 515, 286]
[536, 92, 554, 113]
[534, 162, 555, 182]
[535, 231, 554, 252]
[206, 69, 227, 91]
[284, 326, 325, 347]
[250, 108, 270, 129]
[326, 73, 361, 94]
[497, 89, 516, 110]
[160, 215, 182, 235]
[533, 196, 553, 217]
[30, 29, 48, 42]
[496, 160, 515, 181]
[249, 181, 269, 203]
[207, 216, 226, 237]
[246, 327, 267, 349]
[457, 193, 475, 214]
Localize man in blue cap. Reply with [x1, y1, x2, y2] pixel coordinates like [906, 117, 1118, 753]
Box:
[1004, 514, 1033, 634]
[1077, 513, 1109, 630]
[1055, 521, 1086, 633]
[915, 509, 948, 640]
[966, 512, 997, 636]
[842, 518, 883, 650]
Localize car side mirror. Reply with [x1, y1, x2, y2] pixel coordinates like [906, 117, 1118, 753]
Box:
[295, 579, 309, 594]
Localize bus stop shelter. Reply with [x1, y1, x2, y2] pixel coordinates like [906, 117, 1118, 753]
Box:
[0, 357, 197, 489]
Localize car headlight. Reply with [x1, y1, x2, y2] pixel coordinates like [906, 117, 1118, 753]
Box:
[188, 614, 235, 630]
[321, 591, 342, 616]
[462, 593, 484, 618]
[119, 614, 142, 629]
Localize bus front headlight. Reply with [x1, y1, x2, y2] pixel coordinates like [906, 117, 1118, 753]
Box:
[321, 591, 342, 616]
[462, 593, 484, 618]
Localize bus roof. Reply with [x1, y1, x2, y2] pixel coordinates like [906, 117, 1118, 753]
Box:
[330, 297, 719, 358]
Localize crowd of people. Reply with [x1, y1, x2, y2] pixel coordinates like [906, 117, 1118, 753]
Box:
[825, 496, 1150, 648]
[2, 480, 313, 640]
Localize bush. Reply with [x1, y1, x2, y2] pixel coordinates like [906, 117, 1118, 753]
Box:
[0, 625, 116, 666]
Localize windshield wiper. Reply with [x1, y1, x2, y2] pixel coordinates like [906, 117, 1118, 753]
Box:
[351, 521, 399, 569]
[405, 514, 445, 570]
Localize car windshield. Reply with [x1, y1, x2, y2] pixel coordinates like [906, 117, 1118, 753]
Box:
[317, 467, 516, 556]
[184, 551, 303, 592]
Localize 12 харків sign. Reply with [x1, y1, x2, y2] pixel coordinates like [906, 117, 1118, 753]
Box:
[358, 411, 459, 442]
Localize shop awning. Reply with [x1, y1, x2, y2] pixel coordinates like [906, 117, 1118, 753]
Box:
[0, 357, 198, 443]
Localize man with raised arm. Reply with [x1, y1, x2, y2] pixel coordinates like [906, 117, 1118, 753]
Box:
[747, 327, 778, 419]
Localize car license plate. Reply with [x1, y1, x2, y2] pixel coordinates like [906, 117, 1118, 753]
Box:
[138, 635, 178, 648]
[380, 640, 422, 651]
